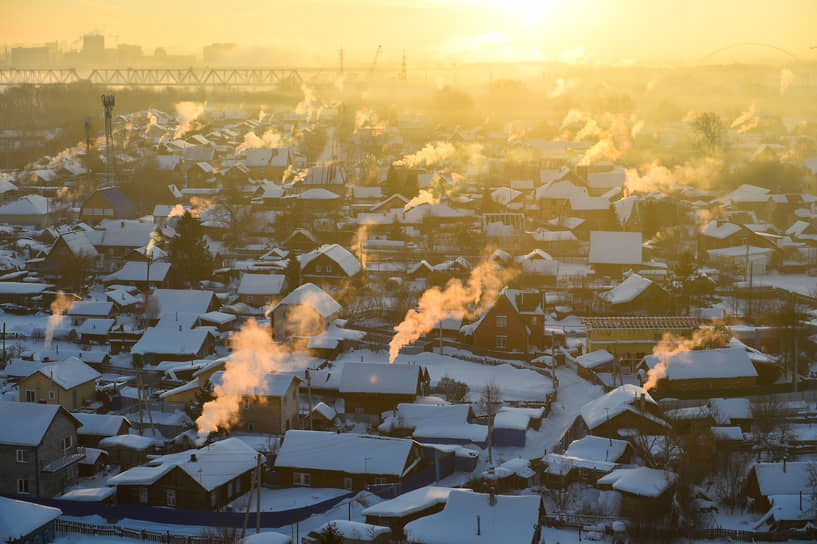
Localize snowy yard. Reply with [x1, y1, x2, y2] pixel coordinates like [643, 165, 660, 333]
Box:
[227, 487, 349, 513]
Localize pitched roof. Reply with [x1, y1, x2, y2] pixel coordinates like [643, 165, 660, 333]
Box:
[238, 273, 286, 296]
[298, 244, 362, 277]
[580, 384, 659, 430]
[0, 497, 61, 541]
[598, 467, 677, 497]
[643, 348, 757, 381]
[0, 194, 49, 216]
[132, 327, 211, 356]
[33, 357, 101, 389]
[339, 362, 420, 395]
[601, 273, 655, 305]
[274, 430, 417, 476]
[0, 400, 79, 446]
[589, 231, 642, 265]
[74, 413, 129, 437]
[272, 282, 341, 318]
[90, 187, 137, 218]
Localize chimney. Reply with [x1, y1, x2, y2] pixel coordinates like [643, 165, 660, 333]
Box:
[783, 457, 787, 473]
[476, 515, 480, 536]
[190, 453, 197, 462]
[489, 486, 497, 506]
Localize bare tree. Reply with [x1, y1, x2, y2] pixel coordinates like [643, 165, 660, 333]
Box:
[692, 112, 724, 152]
[479, 380, 502, 465]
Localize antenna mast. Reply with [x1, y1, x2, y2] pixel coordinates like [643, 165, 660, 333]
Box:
[101, 94, 115, 183]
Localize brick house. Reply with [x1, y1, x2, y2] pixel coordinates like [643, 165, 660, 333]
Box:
[212, 371, 300, 434]
[0, 400, 84, 498]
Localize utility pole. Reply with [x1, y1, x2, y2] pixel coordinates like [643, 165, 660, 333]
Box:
[241, 464, 256, 540]
[101, 94, 115, 183]
[256, 453, 262, 534]
[305, 368, 312, 430]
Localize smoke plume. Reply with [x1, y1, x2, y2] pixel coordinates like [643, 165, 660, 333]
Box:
[44, 291, 73, 351]
[643, 325, 729, 391]
[196, 320, 291, 435]
[731, 102, 759, 134]
[578, 138, 621, 166]
[780, 69, 794, 96]
[236, 128, 287, 153]
[354, 107, 386, 134]
[394, 142, 456, 168]
[174, 101, 206, 139]
[295, 83, 323, 121]
[388, 261, 515, 363]
[624, 161, 675, 195]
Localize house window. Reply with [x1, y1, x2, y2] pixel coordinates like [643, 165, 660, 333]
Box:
[16, 449, 26, 463]
[210, 492, 218, 508]
[16, 479, 29, 494]
[325, 264, 333, 273]
[496, 315, 507, 328]
[227, 482, 233, 497]
[293, 472, 311, 487]
[138, 487, 148, 504]
[247, 422, 255, 432]
[25, 390, 36, 402]
[235, 478, 242, 493]
[315, 265, 322, 273]
[104, 208, 114, 216]
[343, 477, 353, 491]
[496, 335, 507, 349]
[48, 390, 56, 400]
[244, 398, 250, 410]
[374, 477, 387, 486]
[246, 295, 254, 304]
[61, 435, 72, 452]
[166, 489, 176, 507]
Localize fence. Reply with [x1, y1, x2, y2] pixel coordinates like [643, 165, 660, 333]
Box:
[55, 519, 230, 544]
[9, 491, 354, 529]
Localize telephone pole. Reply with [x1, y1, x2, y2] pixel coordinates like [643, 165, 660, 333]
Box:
[101, 94, 115, 183]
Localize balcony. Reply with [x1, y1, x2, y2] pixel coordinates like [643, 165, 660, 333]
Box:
[41, 446, 86, 473]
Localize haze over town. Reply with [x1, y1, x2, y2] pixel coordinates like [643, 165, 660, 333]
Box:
[0, 2, 816, 544]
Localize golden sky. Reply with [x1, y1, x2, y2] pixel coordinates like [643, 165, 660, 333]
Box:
[2, 0, 815, 65]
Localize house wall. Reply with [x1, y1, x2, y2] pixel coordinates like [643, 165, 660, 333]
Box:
[302, 253, 354, 280]
[473, 296, 529, 353]
[116, 466, 252, 510]
[80, 192, 116, 224]
[0, 412, 80, 498]
[18, 373, 96, 411]
[276, 466, 401, 492]
[343, 393, 417, 416]
[590, 410, 668, 439]
[586, 326, 697, 362]
[664, 375, 757, 394]
[236, 383, 299, 434]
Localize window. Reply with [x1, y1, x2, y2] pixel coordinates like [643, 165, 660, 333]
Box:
[374, 477, 387, 486]
[104, 208, 114, 216]
[227, 482, 233, 497]
[246, 295, 254, 304]
[61, 435, 72, 452]
[48, 390, 56, 401]
[247, 422, 255, 432]
[243, 398, 250, 410]
[325, 264, 333, 273]
[315, 265, 322, 273]
[496, 335, 507, 349]
[16, 449, 26, 463]
[496, 315, 507, 328]
[235, 477, 242, 493]
[343, 477, 353, 490]
[16, 479, 29, 494]
[138, 487, 148, 504]
[166, 489, 176, 507]
[210, 492, 217, 508]
[293, 472, 311, 487]
[25, 390, 36, 402]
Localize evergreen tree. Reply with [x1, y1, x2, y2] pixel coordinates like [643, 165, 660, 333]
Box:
[168, 211, 214, 287]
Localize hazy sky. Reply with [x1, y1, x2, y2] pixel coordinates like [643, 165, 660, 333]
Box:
[2, 0, 816, 66]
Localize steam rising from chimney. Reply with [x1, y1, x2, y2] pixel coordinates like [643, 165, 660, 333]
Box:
[44, 291, 73, 351]
[388, 261, 515, 363]
[236, 128, 288, 154]
[643, 325, 729, 391]
[144, 112, 158, 135]
[394, 142, 456, 168]
[780, 69, 794, 96]
[174, 101, 206, 139]
[731, 102, 759, 134]
[295, 83, 323, 121]
[196, 320, 292, 436]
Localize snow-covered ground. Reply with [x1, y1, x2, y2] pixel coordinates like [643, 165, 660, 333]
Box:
[227, 487, 349, 513]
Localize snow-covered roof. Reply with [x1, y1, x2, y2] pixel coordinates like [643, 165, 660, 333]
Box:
[589, 231, 642, 265]
[0, 497, 61, 541]
[68, 300, 113, 317]
[643, 348, 757, 381]
[565, 435, 629, 463]
[86, 220, 155, 248]
[74, 413, 129, 437]
[570, 196, 610, 211]
[98, 434, 159, 451]
[0, 194, 49, 216]
[587, 167, 626, 190]
[404, 490, 541, 544]
[298, 244, 362, 277]
[33, 357, 101, 390]
[58, 231, 98, 258]
[701, 221, 742, 239]
[272, 282, 341, 319]
[709, 397, 752, 423]
[0, 281, 51, 295]
[58, 486, 116, 502]
[152, 289, 214, 319]
[575, 349, 615, 369]
[211, 371, 297, 397]
[274, 430, 417, 476]
[601, 273, 654, 305]
[311, 401, 336, 422]
[109, 437, 259, 492]
[132, 327, 211, 356]
[309, 521, 389, 542]
[751, 461, 812, 497]
[339, 363, 419, 395]
[494, 407, 536, 430]
[238, 273, 286, 296]
[597, 467, 677, 497]
[363, 485, 454, 518]
[580, 384, 658, 430]
[536, 179, 587, 200]
[0, 401, 76, 446]
[711, 426, 744, 441]
[104, 261, 171, 283]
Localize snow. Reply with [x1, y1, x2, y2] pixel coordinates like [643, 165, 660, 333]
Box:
[68, 301, 113, 317]
[33, 357, 101, 389]
[243, 532, 293, 544]
[493, 409, 531, 431]
[588, 231, 642, 265]
[311, 401, 336, 422]
[0, 496, 61, 541]
[403, 490, 540, 544]
[228, 487, 349, 513]
[709, 397, 752, 423]
[597, 466, 678, 497]
[98, 434, 159, 451]
[274, 430, 416, 476]
[151, 289, 214, 319]
[580, 384, 656, 430]
[751, 461, 813, 496]
[711, 426, 744, 441]
[238, 273, 286, 296]
[701, 221, 742, 239]
[59, 486, 117, 502]
[0, 194, 49, 216]
[109, 437, 260, 492]
[601, 273, 653, 305]
[104, 262, 171, 283]
[307, 520, 389, 541]
[74, 413, 129, 437]
[297, 244, 362, 277]
[575, 349, 615, 369]
[0, 281, 51, 295]
[644, 348, 757, 381]
[340, 363, 419, 395]
[0, 400, 64, 446]
[211, 371, 296, 397]
[272, 283, 341, 319]
[361, 486, 454, 518]
[76, 318, 115, 336]
[564, 435, 629, 463]
[131, 327, 210, 356]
